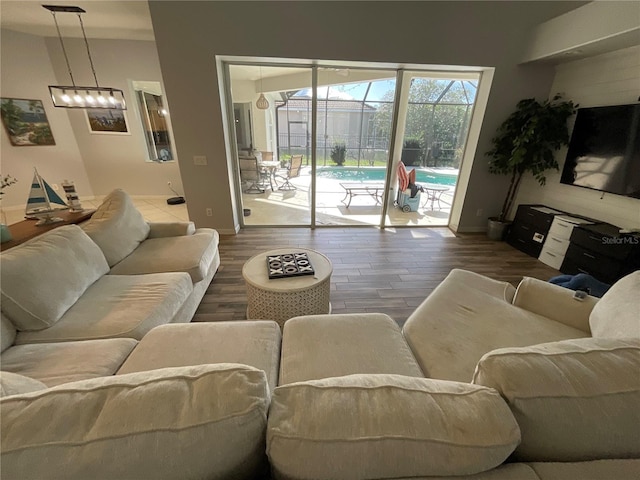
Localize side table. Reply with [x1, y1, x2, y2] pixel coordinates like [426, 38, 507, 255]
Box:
[242, 248, 332, 327]
[0, 209, 96, 251]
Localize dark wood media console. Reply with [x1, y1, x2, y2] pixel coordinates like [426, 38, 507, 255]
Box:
[506, 204, 640, 284]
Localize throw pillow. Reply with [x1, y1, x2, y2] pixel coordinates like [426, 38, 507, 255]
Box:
[589, 270, 640, 339]
[267, 374, 520, 479]
[0, 225, 109, 330]
[82, 189, 150, 267]
[473, 337, 640, 461]
[1, 364, 270, 479]
[0, 372, 47, 398]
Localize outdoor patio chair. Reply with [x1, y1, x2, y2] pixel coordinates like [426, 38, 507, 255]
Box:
[276, 154, 303, 191]
[239, 157, 267, 194]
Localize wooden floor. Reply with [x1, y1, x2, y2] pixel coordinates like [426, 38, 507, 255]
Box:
[194, 227, 560, 326]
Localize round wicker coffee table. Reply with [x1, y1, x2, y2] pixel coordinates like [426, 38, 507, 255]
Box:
[242, 248, 332, 326]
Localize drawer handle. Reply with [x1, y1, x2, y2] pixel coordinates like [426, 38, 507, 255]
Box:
[589, 235, 601, 242]
[551, 238, 562, 242]
[517, 239, 525, 244]
[546, 252, 557, 257]
[557, 224, 568, 228]
[522, 225, 530, 230]
[527, 213, 534, 216]
[577, 268, 590, 274]
[583, 252, 596, 259]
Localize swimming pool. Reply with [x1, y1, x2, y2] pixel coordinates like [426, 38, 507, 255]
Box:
[317, 166, 458, 186]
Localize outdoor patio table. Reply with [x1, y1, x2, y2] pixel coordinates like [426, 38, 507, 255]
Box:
[259, 160, 280, 190]
[340, 182, 386, 207]
[421, 184, 450, 210]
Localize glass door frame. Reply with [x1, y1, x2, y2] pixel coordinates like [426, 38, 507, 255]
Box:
[220, 57, 486, 230]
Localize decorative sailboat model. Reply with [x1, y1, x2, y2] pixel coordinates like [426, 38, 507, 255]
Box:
[25, 168, 68, 225]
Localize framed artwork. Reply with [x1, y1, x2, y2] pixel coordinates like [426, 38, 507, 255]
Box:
[85, 108, 129, 134]
[0, 98, 56, 146]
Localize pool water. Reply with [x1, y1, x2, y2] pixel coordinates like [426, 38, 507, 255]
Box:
[317, 167, 457, 186]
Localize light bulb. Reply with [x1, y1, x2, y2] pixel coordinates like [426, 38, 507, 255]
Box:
[85, 92, 95, 104]
[97, 94, 107, 104]
[108, 94, 116, 105]
[161, 109, 168, 116]
[61, 92, 71, 103]
[73, 92, 84, 103]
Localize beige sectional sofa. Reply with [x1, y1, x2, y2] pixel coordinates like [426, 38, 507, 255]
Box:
[267, 269, 640, 479]
[1, 211, 639, 480]
[0, 188, 220, 386]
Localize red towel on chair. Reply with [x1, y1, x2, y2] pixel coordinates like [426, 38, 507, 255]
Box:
[397, 161, 416, 192]
[398, 161, 409, 191]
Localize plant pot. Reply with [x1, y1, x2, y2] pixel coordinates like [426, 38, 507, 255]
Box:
[487, 217, 509, 241]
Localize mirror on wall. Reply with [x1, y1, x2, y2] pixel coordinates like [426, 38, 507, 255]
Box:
[132, 81, 174, 162]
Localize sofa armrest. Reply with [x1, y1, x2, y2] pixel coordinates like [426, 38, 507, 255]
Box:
[0, 364, 269, 479]
[147, 221, 196, 238]
[513, 277, 598, 333]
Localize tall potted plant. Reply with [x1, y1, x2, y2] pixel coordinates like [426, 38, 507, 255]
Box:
[486, 94, 576, 240]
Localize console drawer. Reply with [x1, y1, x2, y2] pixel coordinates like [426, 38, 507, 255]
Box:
[570, 227, 634, 261]
[562, 244, 622, 284]
[539, 246, 565, 270]
[548, 218, 578, 240]
[543, 234, 570, 256]
[513, 205, 559, 232]
[507, 231, 544, 257]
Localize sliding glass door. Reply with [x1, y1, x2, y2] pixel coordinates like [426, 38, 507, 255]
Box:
[228, 64, 312, 226]
[223, 60, 481, 229]
[312, 68, 398, 226]
[386, 72, 478, 227]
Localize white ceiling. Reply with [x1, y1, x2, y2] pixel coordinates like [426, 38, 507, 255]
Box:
[0, 0, 155, 41]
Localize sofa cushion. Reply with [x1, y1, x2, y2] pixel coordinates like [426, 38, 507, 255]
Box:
[109, 229, 219, 282]
[81, 189, 150, 267]
[473, 337, 640, 461]
[403, 271, 588, 382]
[117, 321, 281, 391]
[589, 271, 640, 339]
[14, 273, 192, 344]
[1, 314, 16, 353]
[0, 364, 270, 480]
[279, 313, 423, 385]
[267, 374, 520, 479]
[0, 372, 46, 398]
[1, 339, 138, 387]
[0, 225, 109, 331]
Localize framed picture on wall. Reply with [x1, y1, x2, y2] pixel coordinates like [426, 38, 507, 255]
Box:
[85, 108, 130, 134]
[0, 98, 56, 146]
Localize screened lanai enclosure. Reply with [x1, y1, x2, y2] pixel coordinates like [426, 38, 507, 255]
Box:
[277, 78, 477, 170]
[226, 63, 481, 228]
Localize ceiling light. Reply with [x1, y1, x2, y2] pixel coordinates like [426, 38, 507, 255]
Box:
[44, 5, 126, 110]
[256, 66, 269, 110]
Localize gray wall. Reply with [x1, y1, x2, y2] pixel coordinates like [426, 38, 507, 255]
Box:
[1, 28, 186, 207]
[149, 1, 585, 232]
[44, 37, 185, 197]
[0, 29, 92, 208]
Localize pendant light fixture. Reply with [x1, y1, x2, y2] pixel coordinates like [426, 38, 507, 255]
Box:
[44, 5, 126, 110]
[256, 66, 269, 110]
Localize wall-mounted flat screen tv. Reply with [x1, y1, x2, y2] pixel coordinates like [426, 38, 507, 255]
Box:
[560, 103, 640, 198]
